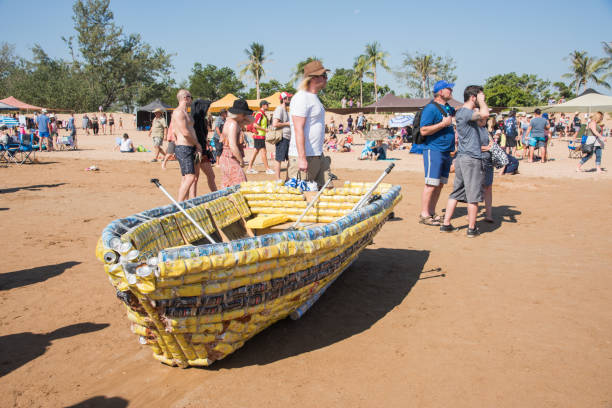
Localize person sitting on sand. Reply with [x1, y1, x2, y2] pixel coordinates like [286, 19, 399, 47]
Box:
[325, 134, 338, 152]
[359, 139, 376, 160]
[119, 133, 134, 152]
[372, 140, 387, 160]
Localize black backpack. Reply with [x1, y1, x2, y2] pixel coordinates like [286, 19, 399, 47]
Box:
[412, 101, 450, 145]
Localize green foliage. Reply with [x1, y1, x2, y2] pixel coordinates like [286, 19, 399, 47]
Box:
[562, 50, 610, 95]
[71, 0, 174, 110]
[398, 52, 457, 97]
[242, 79, 294, 100]
[552, 81, 576, 100]
[188, 63, 244, 101]
[483, 72, 551, 107]
[320, 68, 388, 108]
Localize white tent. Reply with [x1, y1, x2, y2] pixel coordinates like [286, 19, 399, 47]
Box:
[544, 91, 612, 113]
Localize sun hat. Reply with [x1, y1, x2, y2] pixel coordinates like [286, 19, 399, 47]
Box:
[259, 100, 270, 107]
[42, 108, 47, 113]
[303, 60, 330, 77]
[152, 108, 164, 113]
[279, 92, 293, 101]
[433, 80, 454, 93]
[229, 99, 253, 116]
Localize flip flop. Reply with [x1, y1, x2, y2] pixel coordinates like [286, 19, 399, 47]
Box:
[419, 215, 440, 226]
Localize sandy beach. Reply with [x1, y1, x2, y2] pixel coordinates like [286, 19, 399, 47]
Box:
[1, 129, 612, 407]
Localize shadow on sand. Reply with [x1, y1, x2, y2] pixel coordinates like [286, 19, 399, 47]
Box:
[210, 247, 429, 369]
[443, 205, 521, 233]
[0, 182, 66, 194]
[0, 322, 109, 377]
[0, 261, 81, 291]
[64, 396, 129, 408]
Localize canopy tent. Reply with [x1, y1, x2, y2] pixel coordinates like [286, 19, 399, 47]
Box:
[0, 96, 43, 111]
[136, 99, 174, 130]
[246, 92, 284, 111]
[0, 101, 18, 111]
[388, 114, 415, 128]
[209, 93, 239, 113]
[139, 99, 172, 112]
[543, 90, 612, 113]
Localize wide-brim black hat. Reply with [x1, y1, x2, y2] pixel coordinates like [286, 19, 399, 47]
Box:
[229, 99, 253, 115]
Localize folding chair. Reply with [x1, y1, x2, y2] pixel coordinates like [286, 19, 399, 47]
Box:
[3, 142, 20, 164]
[18, 134, 36, 164]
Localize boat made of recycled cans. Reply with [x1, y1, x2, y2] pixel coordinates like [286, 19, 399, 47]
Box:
[96, 180, 402, 367]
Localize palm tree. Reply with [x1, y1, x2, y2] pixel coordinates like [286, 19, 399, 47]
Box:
[352, 55, 371, 107]
[363, 42, 390, 101]
[602, 41, 612, 79]
[290, 56, 322, 85]
[402, 53, 437, 98]
[562, 50, 610, 95]
[239, 42, 270, 100]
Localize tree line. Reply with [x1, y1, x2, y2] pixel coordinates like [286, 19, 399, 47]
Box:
[0, 0, 609, 112]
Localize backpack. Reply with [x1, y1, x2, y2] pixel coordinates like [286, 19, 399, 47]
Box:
[412, 102, 449, 145]
[246, 111, 263, 133]
[504, 117, 517, 136]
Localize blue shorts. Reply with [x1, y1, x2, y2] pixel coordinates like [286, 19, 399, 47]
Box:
[39, 131, 50, 138]
[423, 149, 452, 186]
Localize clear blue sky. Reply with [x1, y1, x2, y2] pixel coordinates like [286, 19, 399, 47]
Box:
[1, 0, 611, 98]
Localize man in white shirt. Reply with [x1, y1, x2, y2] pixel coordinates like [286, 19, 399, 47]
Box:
[289, 60, 332, 188]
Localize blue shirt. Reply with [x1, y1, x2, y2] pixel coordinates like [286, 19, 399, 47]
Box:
[67, 117, 75, 130]
[420, 102, 455, 152]
[37, 114, 50, 133]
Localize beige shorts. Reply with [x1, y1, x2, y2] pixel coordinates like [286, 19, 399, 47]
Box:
[288, 154, 331, 188]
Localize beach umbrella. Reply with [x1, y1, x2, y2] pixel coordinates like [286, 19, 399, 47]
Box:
[0, 116, 20, 127]
[388, 114, 414, 128]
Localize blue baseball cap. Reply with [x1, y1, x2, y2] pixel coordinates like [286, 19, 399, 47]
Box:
[433, 80, 454, 94]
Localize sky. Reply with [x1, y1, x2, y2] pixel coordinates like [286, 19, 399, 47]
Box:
[1, 0, 611, 100]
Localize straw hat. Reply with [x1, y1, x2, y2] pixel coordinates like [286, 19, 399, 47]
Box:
[364, 128, 388, 141]
[152, 108, 164, 114]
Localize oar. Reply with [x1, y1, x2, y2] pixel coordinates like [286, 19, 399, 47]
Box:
[289, 172, 338, 230]
[351, 163, 395, 211]
[150, 178, 216, 244]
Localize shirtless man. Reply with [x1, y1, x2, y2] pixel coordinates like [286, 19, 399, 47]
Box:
[172, 89, 203, 201]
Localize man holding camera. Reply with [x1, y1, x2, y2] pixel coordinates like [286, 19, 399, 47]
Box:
[440, 85, 490, 238]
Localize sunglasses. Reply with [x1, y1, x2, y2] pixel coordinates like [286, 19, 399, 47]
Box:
[311, 73, 328, 79]
[185, 95, 193, 99]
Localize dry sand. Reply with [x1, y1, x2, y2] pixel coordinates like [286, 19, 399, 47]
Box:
[1, 129, 612, 407]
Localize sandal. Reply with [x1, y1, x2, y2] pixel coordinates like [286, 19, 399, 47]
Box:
[419, 214, 441, 226]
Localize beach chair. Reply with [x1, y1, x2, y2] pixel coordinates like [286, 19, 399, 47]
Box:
[17, 134, 36, 164]
[1, 141, 20, 164]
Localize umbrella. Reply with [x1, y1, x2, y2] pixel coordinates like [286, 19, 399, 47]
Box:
[0, 117, 20, 127]
[388, 114, 414, 128]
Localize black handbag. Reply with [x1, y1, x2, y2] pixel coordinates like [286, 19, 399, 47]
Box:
[582, 143, 594, 154]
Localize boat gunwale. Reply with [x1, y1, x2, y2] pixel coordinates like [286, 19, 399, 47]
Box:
[100, 183, 402, 260]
